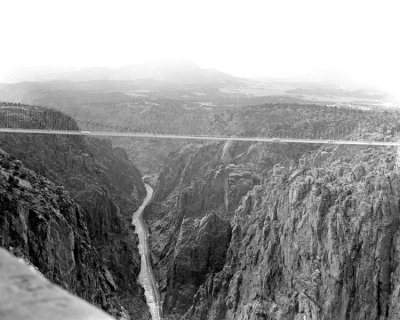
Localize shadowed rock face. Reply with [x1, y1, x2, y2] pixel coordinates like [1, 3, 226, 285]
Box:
[146, 136, 400, 320]
[144, 140, 314, 319]
[0, 106, 150, 319]
[182, 145, 400, 320]
[0, 149, 122, 314]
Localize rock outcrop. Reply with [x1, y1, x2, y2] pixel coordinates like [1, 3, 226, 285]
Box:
[181, 145, 400, 320]
[146, 127, 400, 320]
[0, 148, 124, 316]
[0, 104, 150, 319]
[144, 139, 317, 319]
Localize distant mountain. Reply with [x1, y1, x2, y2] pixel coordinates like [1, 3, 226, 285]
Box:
[7, 60, 244, 85]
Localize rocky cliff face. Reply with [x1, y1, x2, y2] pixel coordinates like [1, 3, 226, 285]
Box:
[0, 104, 150, 319]
[144, 139, 317, 319]
[184, 144, 400, 320]
[0, 148, 133, 317]
[146, 132, 400, 319]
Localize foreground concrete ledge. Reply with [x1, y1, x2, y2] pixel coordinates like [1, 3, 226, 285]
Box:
[0, 248, 114, 320]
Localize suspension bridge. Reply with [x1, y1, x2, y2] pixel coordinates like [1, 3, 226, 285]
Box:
[0, 102, 398, 146]
[0, 128, 399, 146]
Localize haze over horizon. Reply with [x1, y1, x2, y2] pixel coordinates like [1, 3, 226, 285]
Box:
[1, 0, 399, 98]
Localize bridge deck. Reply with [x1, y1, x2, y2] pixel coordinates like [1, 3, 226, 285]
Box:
[0, 128, 398, 146]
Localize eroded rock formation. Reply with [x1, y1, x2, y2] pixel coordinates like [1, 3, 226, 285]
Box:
[147, 137, 400, 320]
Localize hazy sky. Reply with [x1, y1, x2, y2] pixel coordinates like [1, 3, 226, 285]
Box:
[1, 0, 399, 96]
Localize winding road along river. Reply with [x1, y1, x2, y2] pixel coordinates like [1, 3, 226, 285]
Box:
[131, 184, 162, 320]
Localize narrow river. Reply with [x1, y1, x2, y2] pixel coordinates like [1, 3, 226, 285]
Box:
[131, 184, 162, 320]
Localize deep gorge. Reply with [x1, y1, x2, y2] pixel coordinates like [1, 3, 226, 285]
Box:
[2, 101, 400, 320]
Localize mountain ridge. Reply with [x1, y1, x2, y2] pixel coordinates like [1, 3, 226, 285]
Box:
[3, 60, 245, 85]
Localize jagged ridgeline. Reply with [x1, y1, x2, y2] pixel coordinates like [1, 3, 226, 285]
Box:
[218, 103, 400, 140]
[0, 101, 156, 133]
[0, 102, 150, 319]
[0, 101, 79, 130]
